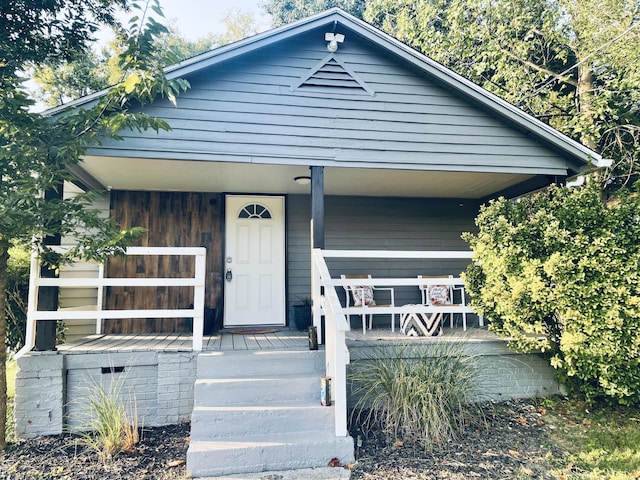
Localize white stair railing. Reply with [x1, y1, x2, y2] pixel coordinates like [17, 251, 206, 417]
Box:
[311, 249, 476, 438]
[311, 248, 350, 437]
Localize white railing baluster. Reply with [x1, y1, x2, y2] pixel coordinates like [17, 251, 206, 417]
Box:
[192, 249, 206, 352]
[96, 263, 104, 335]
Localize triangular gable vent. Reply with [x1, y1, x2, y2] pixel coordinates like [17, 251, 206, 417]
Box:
[291, 53, 374, 95]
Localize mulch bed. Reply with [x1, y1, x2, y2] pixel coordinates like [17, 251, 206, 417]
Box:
[349, 399, 562, 479]
[0, 399, 562, 479]
[0, 424, 190, 480]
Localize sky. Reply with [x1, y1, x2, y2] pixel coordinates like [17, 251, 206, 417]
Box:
[126, 0, 271, 41]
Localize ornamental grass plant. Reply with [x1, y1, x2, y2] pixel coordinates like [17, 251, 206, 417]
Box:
[77, 372, 140, 465]
[349, 339, 482, 450]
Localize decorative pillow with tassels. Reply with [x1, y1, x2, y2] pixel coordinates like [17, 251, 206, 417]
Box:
[351, 286, 375, 307]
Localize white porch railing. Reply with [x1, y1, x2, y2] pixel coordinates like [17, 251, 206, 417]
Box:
[16, 246, 206, 359]
[311, 249, 475, 437]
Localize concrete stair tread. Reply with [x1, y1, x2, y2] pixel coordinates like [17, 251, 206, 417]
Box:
[187, 433, 355, 477]
[189, 430, 348, 448]
[196, 350, 325, 378]
[196, 466, 351, 479]
[198, 349, 316, 356]
[193, 404, 327, 412]
[196, 374, 320, 383]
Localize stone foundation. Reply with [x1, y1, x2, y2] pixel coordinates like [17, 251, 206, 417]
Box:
[14, 338, 562, 439]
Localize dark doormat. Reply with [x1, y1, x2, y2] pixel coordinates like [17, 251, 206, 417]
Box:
[225, 329, 280, 335]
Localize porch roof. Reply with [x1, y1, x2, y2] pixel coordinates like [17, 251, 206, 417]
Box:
[74, 159, 534, 199]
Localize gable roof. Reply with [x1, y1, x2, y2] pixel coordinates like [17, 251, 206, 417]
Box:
[52, 8, 603, 171]
[152, 8, 602, 170]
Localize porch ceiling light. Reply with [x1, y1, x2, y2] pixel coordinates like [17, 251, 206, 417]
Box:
[325, 32, 345, 52]
[294, 176, 311, 185]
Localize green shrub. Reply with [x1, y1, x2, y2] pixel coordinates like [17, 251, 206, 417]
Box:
[349, 341, 480, 450]
[463, 181, 640, 405]
[5, 246, 65, 353]
[6, 247, 29, 353]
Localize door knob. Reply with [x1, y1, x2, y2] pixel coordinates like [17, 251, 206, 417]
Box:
[225, 269, 233, 282]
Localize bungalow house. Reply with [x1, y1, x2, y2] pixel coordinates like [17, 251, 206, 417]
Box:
[14, 8, 604, 478]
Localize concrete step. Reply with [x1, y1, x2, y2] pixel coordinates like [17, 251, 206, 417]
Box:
[197, 350, 324, 378]
[190, 404, 335, 440]
[195, 375, 320, 407]
[188, 349, 355, 478]
[196, 466, 351, 480]
[187, 431, 355, 478]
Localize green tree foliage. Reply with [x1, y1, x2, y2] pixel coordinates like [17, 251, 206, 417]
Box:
[463, 182, 640, 405]
[0, 0, 189, 449]
[32, 8, 262, 107]
[212, 8, 264, 46]
[1, 0, 129, 68]
[262, 0, 367, 26]
[363, 0, 640, 187]
[32, 51, 113, 108]
[5, 248, 29, 353]
[32, 31, 207, 107]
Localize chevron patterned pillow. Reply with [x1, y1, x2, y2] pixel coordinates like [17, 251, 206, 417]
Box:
[400, 309, 444, 337]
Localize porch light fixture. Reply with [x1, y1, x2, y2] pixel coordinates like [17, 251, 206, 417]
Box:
[294, 175, 311, 185]
[325, 32, 345, 52]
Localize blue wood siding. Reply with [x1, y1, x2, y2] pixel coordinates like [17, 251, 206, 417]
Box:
[287, 194, 480, 314]
[89, 26, 570, 176]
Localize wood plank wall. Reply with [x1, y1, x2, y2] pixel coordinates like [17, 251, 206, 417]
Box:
[104, 191, 223, 333]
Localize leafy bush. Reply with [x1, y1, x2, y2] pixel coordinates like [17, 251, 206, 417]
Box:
[463, 181, 640, 404]
[349, 341, 480, 450]
[6, 247, 29, 353]
[5, 246, 65, 353]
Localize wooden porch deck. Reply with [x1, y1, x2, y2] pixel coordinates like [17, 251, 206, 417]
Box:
[56, 329, 310, 353]
[56, 326, 497, 354]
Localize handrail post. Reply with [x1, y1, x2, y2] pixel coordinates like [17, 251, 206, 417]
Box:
[333, 327, 348, 436]
[313, 248, 350, 437]
[192, 249, 206, 352]
[96, 263, 105, 334]
[17, 249, 41, 357]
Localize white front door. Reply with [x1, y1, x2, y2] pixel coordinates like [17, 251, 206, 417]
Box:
[223, 195, 286, 327]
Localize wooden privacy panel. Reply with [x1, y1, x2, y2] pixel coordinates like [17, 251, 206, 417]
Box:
[105, 191, 223, 333]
